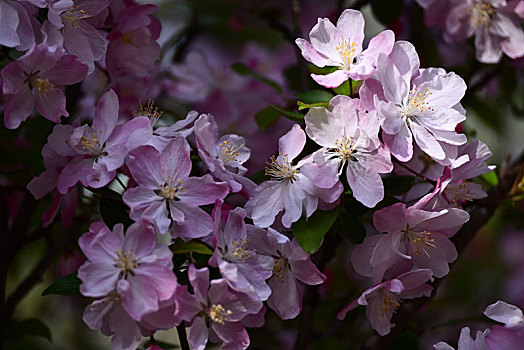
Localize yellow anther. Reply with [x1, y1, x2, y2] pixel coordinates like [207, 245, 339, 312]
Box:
[265, 153, 298, 182]
[402, 86, 434, 117]
[159, 177, 184, 200]
[335, 37, 358, 70]
[31, 77, 55, 97]
[209, 304, 232, 325]
[219, 140, 243, 163]
[113, 249, 139, 276]
[380, 291, 402, 317]
[469, 1, 494, 29]
[132, 99, 163, 125]
[63, 5, 90, 31]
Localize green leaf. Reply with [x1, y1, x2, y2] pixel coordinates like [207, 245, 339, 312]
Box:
[231, 62, 282, 93]
[481, 171, 498, 187]
[42, 272, 81, 296]
[255, 106, 281, 131]
[170, 240, 213, 255]
[383, 176, 416, 196]
[333, 80, 350, 96]
[248, 169, 266, 184]
[297, 101, 329, 110]
[270, 104, 304, 122]
[5, 318, 52, 341]
[297, 90, 334, 104]
[370, 0, 404, 24]
[292, 207, 339, 254]
[97, 188, 133, 229]
[335, 210, 366, 244]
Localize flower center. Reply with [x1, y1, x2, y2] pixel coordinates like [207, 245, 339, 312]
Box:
[402, 227, 436, 257]
[79, 126, 106, 158]
[335, 37, 358, 70]
[380, 290, 402, 318]
[271, 256, 288, 284]
[63, 5, 90, 31]
[400, 86, 433, 118]
[121, 32, 135, 45]
[159, 177, 184, 200]
[132, 99, 163, 127]
[208, 304, 232, 325]
[218, 140, 244, 164]
[265, 154, 298, 182]
[223, 239, 252, 263]
[30, 77, 55, 97]
[444, 182, 476, 207]
[113, 249, 139, 277]
[469, 1, 494, 30]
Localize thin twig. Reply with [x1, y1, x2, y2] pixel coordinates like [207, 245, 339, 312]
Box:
[176, 324, 191, 350]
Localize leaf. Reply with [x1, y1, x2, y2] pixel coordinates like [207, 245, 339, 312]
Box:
[335, 211, 366, 244]
[248, 169, 267, 184]
[231, 62, 282, 93]
[297, 101, 330, 110]
[5, 318, 52, 341]
[297, 90, 334, 104]
[170, 240, 213, 255]
[481, 171, 498, 187]
[333, 80, 350, 95]
[270, 104, 305, 122]
[255, 106, 281, 131]
[97, 188, 133, 229]
[42, 272, 81, 296]
[292, 207, 339, 254]
[370, 0, 404, 24]
[383, 176, 416, 196]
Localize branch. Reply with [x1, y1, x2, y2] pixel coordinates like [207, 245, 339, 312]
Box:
[176, 324, 190, 350]
[366, 151, 524, 350]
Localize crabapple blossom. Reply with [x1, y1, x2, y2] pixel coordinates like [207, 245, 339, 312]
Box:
[337, 269, 434, 336]
[123, 138, 229, 237]
[57, 89, 152, 193]
[245, 124, 343, 228]
[304, 95, 392, 207]
[247, 225, 326, 319]
[0, 0, 42, 51]
[194, 113, 256, 193]
[484, 301, 524, 349]
[1, 43, 88, 129]
[443, 0, 524, 63]
[209, 205, 273, 302]
[296, 9, 395, 87]
[174, 265, 261, 350]
[433, 327, 489, 350]
[352, 199, 470, 282]
[360, 41, 467, 162]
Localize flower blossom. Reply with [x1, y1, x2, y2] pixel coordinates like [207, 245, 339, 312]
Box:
[360, 41, 467, 162]
[123, 138, 229, 237]
[245, 124, 343, 228]
[337, 269, 433, 336]
[433, 327, 489, 350]
[247, 225, 326, 319]
[0, 0, 43, 51]
[174, 265, 261, 350]
[296, 9, 395, 87]
[352, 200, 470, 282]
[304, 95, 392, 207]
[484, 300, 524, 349]
[1, 43, 88, 129]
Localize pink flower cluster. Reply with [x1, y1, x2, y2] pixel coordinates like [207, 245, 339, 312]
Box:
[7, 3, 503, 349]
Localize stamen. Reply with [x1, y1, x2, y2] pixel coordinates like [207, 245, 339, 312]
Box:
[228, 239, 252, 262]
[265, 154, 298, 182]
[469, 1, 494, 29]
[79, 126, 105, 158]
[334, 37, 358, 70]
[159, 176, 184, 200]
[113, 249, 139, 277]
[218, 140, 243, 164]
[380, 291, 402, 318]
[121, 32, 135, 45]
[272, 257, 287, 284]
[132, 99, 163, 126]
[30, 77, 55, 97]
[401, 86, 434, 117]
[403, 228, 436, 257]
[208, 304, 232, 325]
[445, 182, 477, 207]
[63, 5, 90, 32]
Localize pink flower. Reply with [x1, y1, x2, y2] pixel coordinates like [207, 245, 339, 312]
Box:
[433, 327, 489, 350]
[194, 113, 255, 194]
[57, 89, 152, 193]
[484, 300, 524, 350]
[174, 265, 261, 350]
[0, 0, 42, 51]
[337, 269, 433, 336]
[122, 138, 229, 237]
[444, 0, 524, 63]
[209, 205, 273, 303]
[78, 221, 177, 321]
[304, 95, 392, 207]
[247, 225, 326, 320]
[296, 9, 395, 87]
[1, 43, 88, 129]
[245, 124, 343, 228]
[362, 41, 467, 162]
[351, 200, 470, 282]
[46, 0, 110, 73]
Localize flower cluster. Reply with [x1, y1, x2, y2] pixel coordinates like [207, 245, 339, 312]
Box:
[5, 3, 507, 349]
